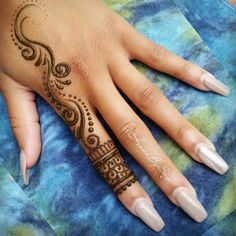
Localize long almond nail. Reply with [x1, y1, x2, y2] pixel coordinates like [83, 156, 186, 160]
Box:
[196, 144, 229, 175]
[201, 73, 230, 96]
[172, 187, 207, 222]
[20, 150, 30, 185]
[133, 198, 165, 232]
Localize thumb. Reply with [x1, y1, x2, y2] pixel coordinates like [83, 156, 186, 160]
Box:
[1, 73, 41, 185]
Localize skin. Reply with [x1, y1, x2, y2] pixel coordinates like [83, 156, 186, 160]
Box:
[227, 0, 236, 6]
[0, 0, 229, 229]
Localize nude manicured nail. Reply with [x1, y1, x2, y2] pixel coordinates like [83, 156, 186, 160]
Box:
[201, 73, 230, 96]
[172, 187, 207, 222]
[133, 198, 165, 232]
[196, 144, 229, 175]
[20, 150, 30, 185]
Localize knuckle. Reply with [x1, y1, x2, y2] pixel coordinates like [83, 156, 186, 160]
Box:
[103, 13, 126, 43]
[182, 62, 194, 75]
[9, 116, 39, 131]
[70, 55, 90, 79]
[177, 124, 197, 142]
[103, 13, 120, 35]
[135, 83, 156, 110]
[118, 120, 140, 142]
[9, 117, 21, 129]
[150, 44, 168, 62]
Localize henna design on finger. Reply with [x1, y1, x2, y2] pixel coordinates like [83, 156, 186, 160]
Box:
[11, 1, 137, 194]
[89, 140, 138, 194]
[123, 126, 172, 182]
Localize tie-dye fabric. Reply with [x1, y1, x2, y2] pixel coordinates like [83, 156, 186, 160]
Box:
[0, 164, 55, 236]
[173, 0, 236, 79]
[173, 1, 236, 234]
[0, 0, 235, 235]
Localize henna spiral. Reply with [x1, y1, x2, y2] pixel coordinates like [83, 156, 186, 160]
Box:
[82, 134, 100, 150]
[52, 63, 71, 78]
[61, 106, 79, 127]
[21, 45, 37, 60]
[12, 2, 138, 195]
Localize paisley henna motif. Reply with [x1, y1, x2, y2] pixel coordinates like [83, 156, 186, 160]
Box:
[11, 0, 137, 194]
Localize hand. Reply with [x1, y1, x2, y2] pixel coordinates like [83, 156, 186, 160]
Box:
[0, 0, 230, 232]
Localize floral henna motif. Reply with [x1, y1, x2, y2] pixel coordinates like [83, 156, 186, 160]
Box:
[11, 0, 137, 194]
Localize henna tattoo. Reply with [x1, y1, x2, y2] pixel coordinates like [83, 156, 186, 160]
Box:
[89, 140, 138, 194]
[11, 0, 137, 194]
[11, 1, 99, 150]
[123, 126, 172, 182]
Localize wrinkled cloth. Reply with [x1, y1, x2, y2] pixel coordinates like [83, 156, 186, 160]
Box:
[0, 0, 235, 235]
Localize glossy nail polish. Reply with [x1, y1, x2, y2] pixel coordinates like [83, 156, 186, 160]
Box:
[20, 150, 30, 185]
[201, 73, 230, 96]
[133, 198, 165, 232]
[172, 187, 208, 222]
[196, 144, 229, 175]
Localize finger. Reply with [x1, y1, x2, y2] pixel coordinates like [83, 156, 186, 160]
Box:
[9, 11, 165, 231]
[92, 78, 208, 223]
[41, 88, 165, 232]
[111, 59, 229, 175]
[0, 72, 41, 185]
[124, 27, 230, 96]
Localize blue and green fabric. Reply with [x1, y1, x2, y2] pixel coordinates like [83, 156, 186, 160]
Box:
[174, 0, 236, 79]
[0, 0, 235, 235]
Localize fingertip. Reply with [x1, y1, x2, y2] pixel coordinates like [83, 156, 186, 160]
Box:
[18, 123, 41, 185]
[132, 197, 165, 232]
[118, 182, 165, 232]
[200, 72, 230, 96]
[195, 143, 229, 175]
[20, 150, 30, 185]
[171, 187, 208, 223]
[22, 123, 42, 169]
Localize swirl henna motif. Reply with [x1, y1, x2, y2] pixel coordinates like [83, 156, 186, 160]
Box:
[11, 1, 137, 194]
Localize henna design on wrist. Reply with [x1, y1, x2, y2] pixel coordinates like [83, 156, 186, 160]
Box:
[11, 0, 137, 194]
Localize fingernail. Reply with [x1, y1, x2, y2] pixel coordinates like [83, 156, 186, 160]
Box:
[196, 144, 229, 175]
[201, 73, 230, 96]
[133, 198, 165, 232]
[20, 150, 30, 185]
[172, 187, 208, 222]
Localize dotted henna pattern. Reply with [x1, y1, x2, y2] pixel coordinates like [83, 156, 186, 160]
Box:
[11, 0, 137, 194]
